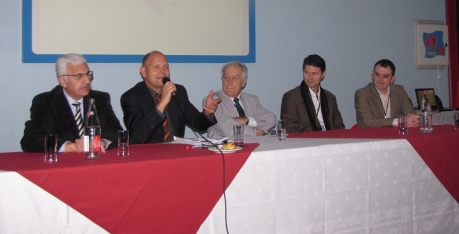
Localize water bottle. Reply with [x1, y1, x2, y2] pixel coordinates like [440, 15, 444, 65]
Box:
[420, 90, 433, 133]
[84, 98, 102, 159]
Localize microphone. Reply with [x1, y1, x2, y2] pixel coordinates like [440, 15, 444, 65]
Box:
[162, 77, 176, 96]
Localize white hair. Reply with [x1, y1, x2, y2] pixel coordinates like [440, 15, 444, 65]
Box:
[55, 53, 87, 81]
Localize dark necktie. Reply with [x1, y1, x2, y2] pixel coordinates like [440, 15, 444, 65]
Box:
[155, 94, 171, 142]
[72, 102, 84, 137]
[234, 98, 245, 117]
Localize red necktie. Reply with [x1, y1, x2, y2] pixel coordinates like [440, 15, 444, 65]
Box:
[155, 95, 171, 142]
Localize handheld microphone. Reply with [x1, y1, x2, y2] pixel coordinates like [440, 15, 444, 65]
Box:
[162, 77, 176, 96]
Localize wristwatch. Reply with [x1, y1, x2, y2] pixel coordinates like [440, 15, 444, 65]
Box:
[245, 117, 249, 125]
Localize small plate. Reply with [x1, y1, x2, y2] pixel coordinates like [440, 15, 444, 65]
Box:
[208, 146, 242, 153]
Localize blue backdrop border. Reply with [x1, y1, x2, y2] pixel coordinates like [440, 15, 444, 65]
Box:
[22, 0, 256, 63]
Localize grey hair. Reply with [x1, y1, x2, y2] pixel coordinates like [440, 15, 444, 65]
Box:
[55, 53, 87, 80]
[221, 61, 248, 80]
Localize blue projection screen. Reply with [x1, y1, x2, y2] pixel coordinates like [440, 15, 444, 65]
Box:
[22, 0, 255, 63]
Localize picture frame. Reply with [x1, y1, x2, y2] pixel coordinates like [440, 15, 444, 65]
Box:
[414, 20, 449, 69]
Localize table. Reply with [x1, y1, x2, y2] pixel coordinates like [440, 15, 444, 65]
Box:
[2, 126, 459, 233]
[419, 110, 457, 125]
[433, 110, 457, 125]
[0, 143, 259, 233]
[198, 126, 459, 233]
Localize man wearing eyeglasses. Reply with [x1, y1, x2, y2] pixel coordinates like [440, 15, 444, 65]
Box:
[202, 61, 276, 138]
[354, 59, 419, 128]
[21, 53, 122, 153]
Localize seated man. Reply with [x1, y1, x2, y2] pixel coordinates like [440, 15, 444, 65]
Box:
[355, 59, 420, 128]
[21, 53, 122, 153]
[203, 61, 276, 139]
[281, 54, 345, 133]
[121, 51, 222, 144]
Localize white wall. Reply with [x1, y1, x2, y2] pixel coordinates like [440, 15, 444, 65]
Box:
[0, 0, 448, 152]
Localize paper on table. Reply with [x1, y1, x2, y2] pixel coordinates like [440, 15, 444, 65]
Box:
[172, 136, 229, 148]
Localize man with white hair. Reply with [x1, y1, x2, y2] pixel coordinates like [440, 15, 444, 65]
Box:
[21, 53, 122, 153]
[204, 61, 276, 138]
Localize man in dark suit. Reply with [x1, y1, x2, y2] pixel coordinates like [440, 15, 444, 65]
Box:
[21, 54, 122, 153]
[121, 51, 221, 144]
[281, 54, 345, 133]
[354, 59, 420, 128]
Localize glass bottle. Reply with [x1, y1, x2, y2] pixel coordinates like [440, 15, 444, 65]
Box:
[84, 98, 102, 159]
[420, 90, 433, 133]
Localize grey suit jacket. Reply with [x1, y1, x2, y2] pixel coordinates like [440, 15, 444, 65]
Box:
[354, 82, 416, 128]
[280, 86, 345, 133]
[203, 89, 276, 138]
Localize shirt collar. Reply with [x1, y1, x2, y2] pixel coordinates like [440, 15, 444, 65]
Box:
[230, 94, 242, 102]
[63, 88, 83, 105]
[308, 87, 321, 99]
[376, 86, 390, 98]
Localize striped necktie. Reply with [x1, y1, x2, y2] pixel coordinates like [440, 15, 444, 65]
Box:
[234, 98, 245, 117]
[72, 102, 84, 137]
[155, 94, 171, 142]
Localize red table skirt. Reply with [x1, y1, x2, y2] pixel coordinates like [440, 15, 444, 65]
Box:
[0, 143, 259, 233]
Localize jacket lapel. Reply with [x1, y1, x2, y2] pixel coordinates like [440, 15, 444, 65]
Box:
[389, 85, 399, 118]
[51, 86, 80, 137]
[369, 83, 386, 117]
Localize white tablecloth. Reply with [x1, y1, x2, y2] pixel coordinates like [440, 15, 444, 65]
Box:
[2, 136, 458, 233]
[432, 111, 456, 125]
[198, 137, 459, 233]
[416, 110, 457, 125]
[0, 171, 107, 234]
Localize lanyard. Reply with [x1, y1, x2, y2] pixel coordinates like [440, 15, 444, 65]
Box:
[308, 89, 321, 117]
[376, 87, 390, 117]
[315, 94, 321, 117]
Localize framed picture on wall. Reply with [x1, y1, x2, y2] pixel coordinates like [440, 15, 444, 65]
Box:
[414, 20, 449, 69]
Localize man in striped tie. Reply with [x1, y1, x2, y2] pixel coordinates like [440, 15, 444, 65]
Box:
[121, 51, 222, 144]
[21, 54, 123, 153]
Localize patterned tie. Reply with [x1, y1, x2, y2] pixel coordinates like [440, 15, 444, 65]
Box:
[72, 102, 84, 137]
[155, 94, 171, 142]
[234, 98, 245, 117]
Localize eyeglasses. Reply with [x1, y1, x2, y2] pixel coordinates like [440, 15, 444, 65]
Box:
[62, 71, 94, 81]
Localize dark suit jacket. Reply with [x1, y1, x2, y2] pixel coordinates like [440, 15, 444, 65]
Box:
[21, 85, 123, 152]
[280, 86, 345, 133]
[120, 81, 216, 144]
[354, 82, 416, 128]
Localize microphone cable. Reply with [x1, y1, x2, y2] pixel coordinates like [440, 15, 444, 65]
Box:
[172, 93, 230, 234]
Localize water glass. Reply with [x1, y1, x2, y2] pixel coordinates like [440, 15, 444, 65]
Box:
[233, 125, 244, 147]
[398, 115, 408, 135]
[44, 134, 58, 162]
[118, 130, 129, 156]
[277, 119, 286, 141]
[454, 112, 459, 130]
[277, 129, 287, 141]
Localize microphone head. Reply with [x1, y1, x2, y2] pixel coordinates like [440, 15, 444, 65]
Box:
[162, 77, 171, 85]
[162, 77, 176, 96]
